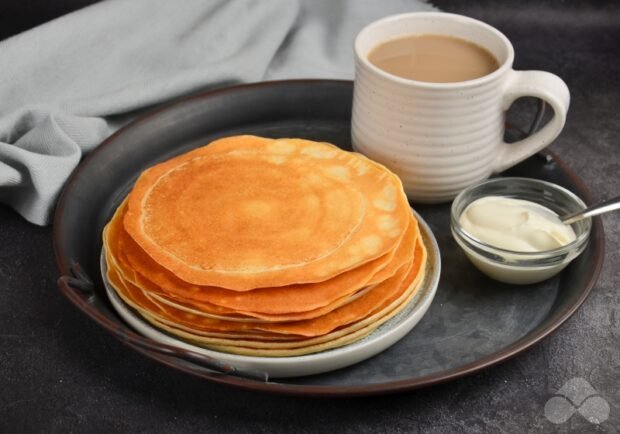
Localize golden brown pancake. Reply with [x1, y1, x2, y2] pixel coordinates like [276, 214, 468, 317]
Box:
[205, 286, 423, 356]
[105, 263, 304, 341]
[105, 234, 423, 338]
[110, 255, 405, 336]
[107, 242, 378, 324]
[127, 242, 428, 356]
[123, 135, 411, 290]
[101, 135, 426, 357]
[146, 285, 376, 323]
[106, 199, 419, 314]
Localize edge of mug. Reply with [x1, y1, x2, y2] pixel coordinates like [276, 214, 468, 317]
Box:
[354, 12, 515, 89]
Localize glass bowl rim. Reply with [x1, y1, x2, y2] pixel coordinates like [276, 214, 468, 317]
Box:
[450, 177, 592, 259]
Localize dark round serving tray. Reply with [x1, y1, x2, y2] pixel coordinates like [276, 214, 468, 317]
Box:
[53, 80, 604, 397]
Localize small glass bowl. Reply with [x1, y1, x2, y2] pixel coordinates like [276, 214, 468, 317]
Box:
[450, 177, 591, 285]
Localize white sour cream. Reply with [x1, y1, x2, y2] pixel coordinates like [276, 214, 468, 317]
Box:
[459, 196, 576, 252]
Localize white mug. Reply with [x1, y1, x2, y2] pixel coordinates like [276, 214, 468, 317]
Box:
[352, 12, 570, 202]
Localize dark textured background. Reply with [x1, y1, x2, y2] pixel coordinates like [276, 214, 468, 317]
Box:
[1, 1, 618, 432]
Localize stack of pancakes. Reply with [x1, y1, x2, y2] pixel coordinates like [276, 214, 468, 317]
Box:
[103, 135, 427, 357]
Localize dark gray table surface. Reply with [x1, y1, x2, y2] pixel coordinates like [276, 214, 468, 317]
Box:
[1, 1, 618, 433]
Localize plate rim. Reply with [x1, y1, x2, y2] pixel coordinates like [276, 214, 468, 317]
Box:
[53, 79, 605, 397]
[99, 209, 441, 378]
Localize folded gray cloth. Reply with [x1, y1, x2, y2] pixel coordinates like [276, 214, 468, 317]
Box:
[0, 0, 435, 225]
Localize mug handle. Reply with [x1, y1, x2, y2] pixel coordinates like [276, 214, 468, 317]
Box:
[493, 70, 570, 173]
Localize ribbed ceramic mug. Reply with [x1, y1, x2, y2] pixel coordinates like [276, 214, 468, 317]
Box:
[352, 12, 570, 202]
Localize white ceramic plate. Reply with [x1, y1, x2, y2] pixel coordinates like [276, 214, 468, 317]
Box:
[102, 211, 441, 378]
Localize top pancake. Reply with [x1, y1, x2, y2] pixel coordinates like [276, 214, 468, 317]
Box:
[124, 135, 410, 290]
[105, 198, 418, 314]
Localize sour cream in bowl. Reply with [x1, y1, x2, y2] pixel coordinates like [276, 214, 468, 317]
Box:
[450, 178, 591, 285]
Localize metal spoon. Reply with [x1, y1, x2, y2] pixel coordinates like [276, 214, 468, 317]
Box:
[561, 194, 620, 225]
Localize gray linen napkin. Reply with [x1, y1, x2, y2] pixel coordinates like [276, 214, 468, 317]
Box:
[0, 0, 435, 225]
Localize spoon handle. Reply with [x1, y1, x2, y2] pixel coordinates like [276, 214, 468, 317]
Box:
[561, 194, 620, 224]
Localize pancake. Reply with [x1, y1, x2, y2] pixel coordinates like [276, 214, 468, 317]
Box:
[106, 199, 419, 314]
[101, 134, 427, 358]
[135, 241, 428, 355]
[123, 135, 411, 290]
[105, 234, 424, 338]
[107, 244, 378, 324]
[110, 254, 408, 336]
[205, 283, 423, 356]
[146, 285, 376, 323]
[106, 264, 305, 341]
